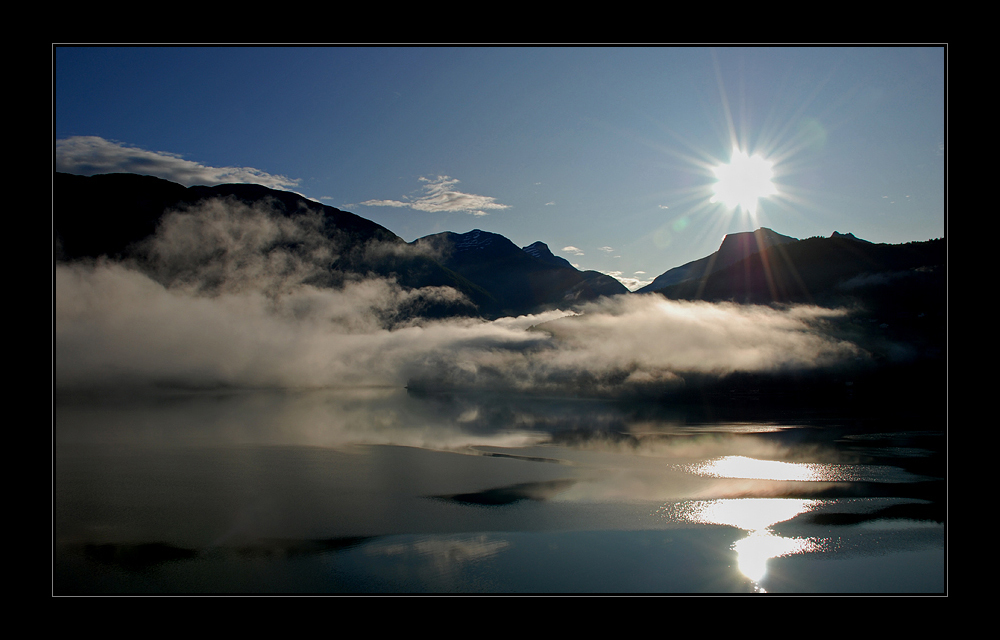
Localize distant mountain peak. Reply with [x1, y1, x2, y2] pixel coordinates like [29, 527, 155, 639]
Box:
[719, 227, 795, 249]
[831, 231, 872, 243]
[453, 229, 497, 251]
[638, 227, 798, 294]
[716, 227, 798, 267]
[522, 240, 551, 257]
[523, 241, 576, 270]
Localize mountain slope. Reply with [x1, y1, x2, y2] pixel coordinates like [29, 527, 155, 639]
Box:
[522, 241, 575, 269]
[413, 230, 628, 316]
[655, 234, 944, 306]
[638, 227, 797, 293]
[55, 172, 399, 260]
[54, 172, 497, 318]
[670, 234, 945, 396]
[54, 173, 626, 320]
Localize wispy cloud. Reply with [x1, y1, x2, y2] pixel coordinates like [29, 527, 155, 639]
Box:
[562, 246, 585, 256]
[360, 176, 510, 217]
[55, 136, 301, 190]
[598, 246, 614, 253]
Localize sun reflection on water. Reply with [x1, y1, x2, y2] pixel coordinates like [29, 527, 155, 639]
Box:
[658, 497, 826, 591]
[686, 455, 873, 482]
[681, 497, 818, 531]
[733, 531, 824, 584]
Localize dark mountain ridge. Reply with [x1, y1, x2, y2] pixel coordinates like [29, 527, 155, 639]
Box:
[54, 172, 499, 318]
[655, 233, 945, 307]
[522, 241, 575, 270]
[54, 173, 627, 319]
[653, 233, 946, 379]
[413, 229, 628, 317]
[54, 172, 942, 327]
[55, 172, 401, 260]
[638, 227, 797, 293]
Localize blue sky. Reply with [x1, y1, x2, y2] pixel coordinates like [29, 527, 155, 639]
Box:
[55, 46, 945, 290]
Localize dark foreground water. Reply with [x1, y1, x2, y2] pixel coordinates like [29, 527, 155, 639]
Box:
[54, 388, 945, 594]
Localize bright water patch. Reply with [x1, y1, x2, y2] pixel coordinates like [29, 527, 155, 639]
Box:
[681, 455, 925, 483]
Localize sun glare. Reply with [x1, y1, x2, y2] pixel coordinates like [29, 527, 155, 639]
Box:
[710, 147, 777, 216]
[663, 498, 826, 589]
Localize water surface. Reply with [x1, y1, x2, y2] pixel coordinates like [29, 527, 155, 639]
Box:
[54, 387, 945, 594]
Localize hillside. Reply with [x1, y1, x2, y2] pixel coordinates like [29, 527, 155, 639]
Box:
[413, 230, 628, 317]
[54, 173, 627, 320]
[653, 234, 947, 375]
[655, 235, 945, 306]
[638, 227, 798, 293]
[54, 172, 497, 318]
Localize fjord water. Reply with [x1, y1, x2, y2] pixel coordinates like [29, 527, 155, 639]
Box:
[54, 388, 944, 594]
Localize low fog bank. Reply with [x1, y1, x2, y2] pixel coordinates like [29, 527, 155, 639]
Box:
[55, 261, 865, 395]
[55, 197, 912, 399]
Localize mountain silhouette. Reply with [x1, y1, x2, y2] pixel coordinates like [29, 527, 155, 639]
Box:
[413, 230, 628, 317]
[55, 172, 399, 261]
[633, 227, 946, 395]
[830, 231, 872, 243]
[654, 233, 944, 307]
[54, 172, 498, 318]
[522, 241, 575, 269]
[638, 227, 797, 293]
[54, 172, 943, 329]
[54, 173, 626, 319]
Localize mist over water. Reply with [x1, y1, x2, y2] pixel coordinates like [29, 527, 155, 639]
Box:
[55, 198, 864, 394]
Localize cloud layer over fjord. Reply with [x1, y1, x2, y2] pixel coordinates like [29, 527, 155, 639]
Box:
[55, 197, 863, 392]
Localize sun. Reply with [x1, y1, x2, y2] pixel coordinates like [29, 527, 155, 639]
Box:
[710, 147, 778, 217]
